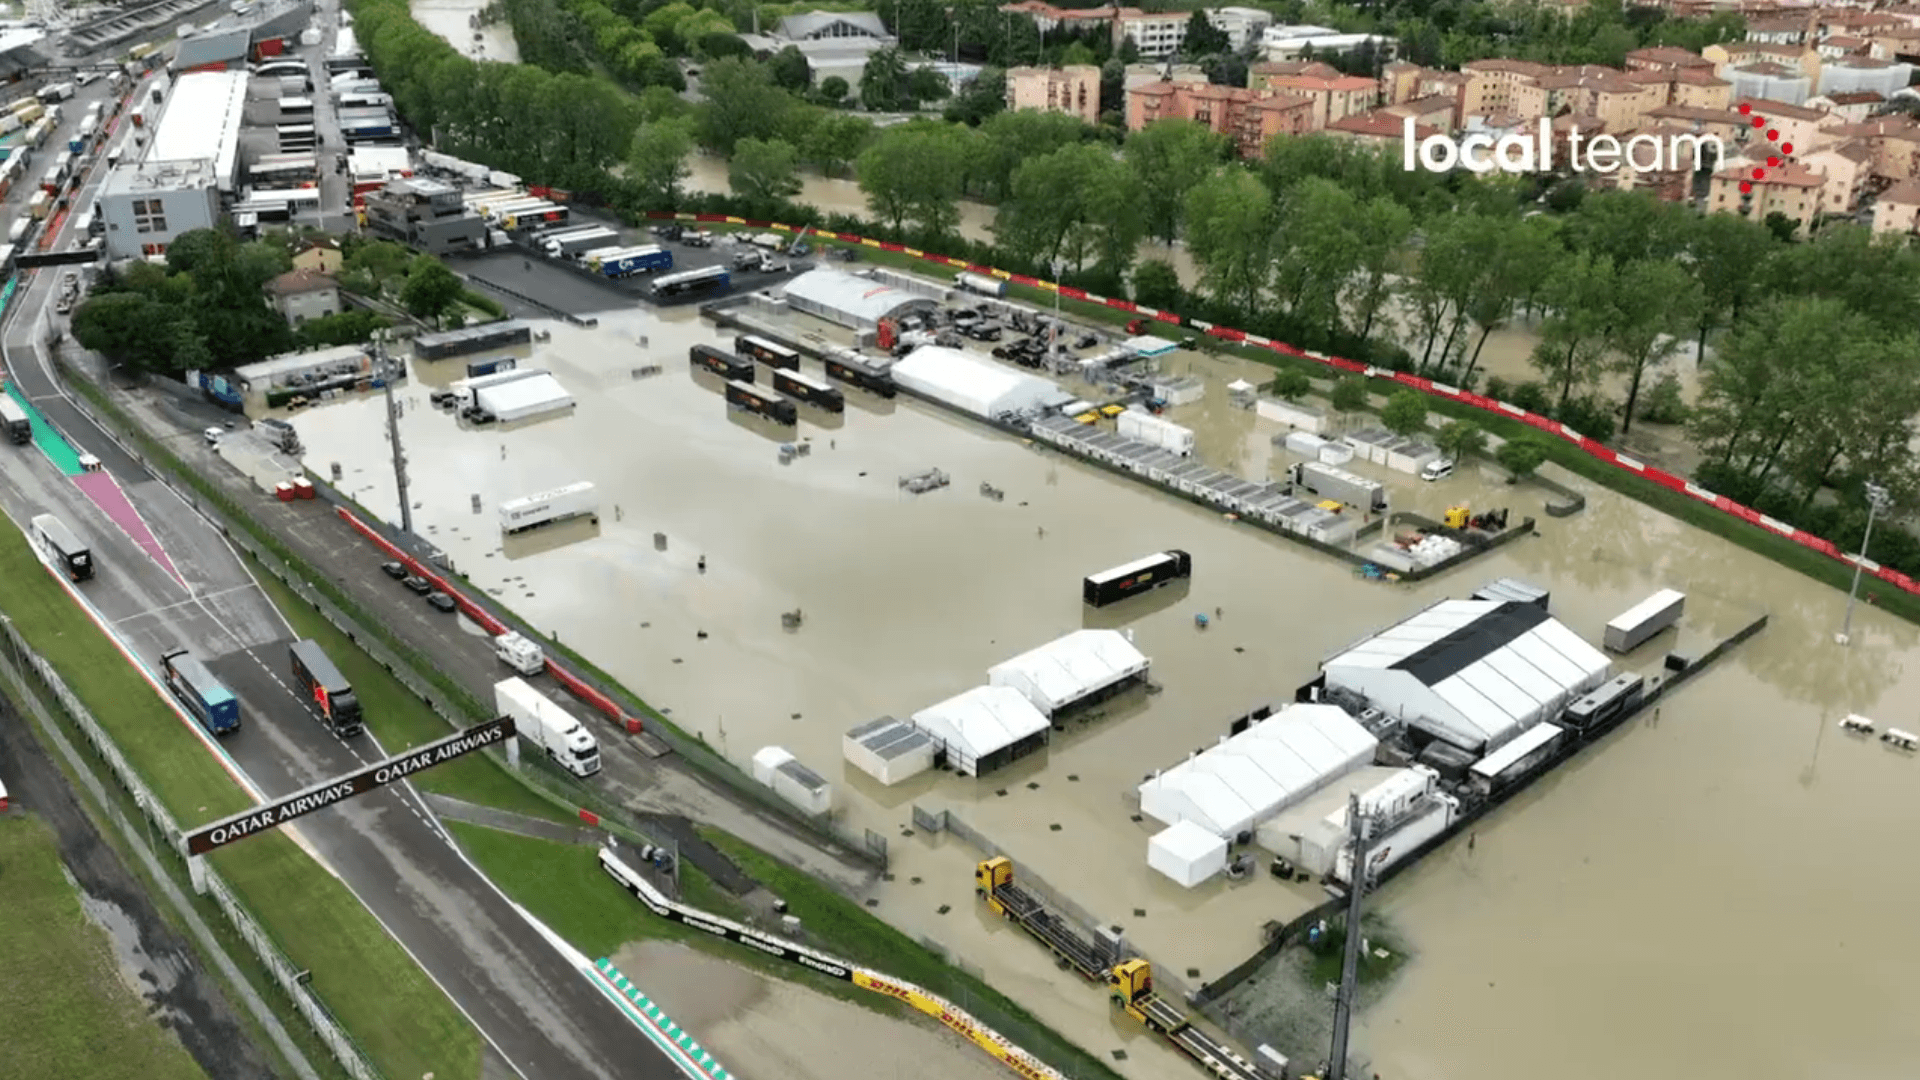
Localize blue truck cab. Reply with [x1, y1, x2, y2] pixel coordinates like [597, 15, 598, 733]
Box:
[162, 648, 241, 735]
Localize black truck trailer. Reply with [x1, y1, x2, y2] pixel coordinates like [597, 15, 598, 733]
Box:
[772, 368, 845, 413]
[823, 356, 895, 398]
[1082, 549, 1192, 607]
[691, 343, 753, 383]
[723, 379, 797, 425]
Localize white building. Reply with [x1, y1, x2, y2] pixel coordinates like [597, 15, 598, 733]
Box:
[1207, 6, 1273, 51]
[1320, 598, 1610, 753]
[1725, 63, 1811, 105]
[1818, 58, 1913, 99]
[1138, 703, 1378, 839]
[1118, 10, 1189, 58]
[100, 70, 249, 258]
[910, 685, 1052, 777]
[779, 268, 937, 331]
[890, 345, 1066, 418]
[1261, 25, 1392, 62]
[843, 716, 936, 786]
[987, 629, 1150, 716]
[739, 12, 898, 87]
[1148, 820, 1229, 887]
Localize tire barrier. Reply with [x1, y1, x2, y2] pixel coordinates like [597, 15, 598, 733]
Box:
[642, 210, 1920, 601]
[599, 844, 1066, 1080]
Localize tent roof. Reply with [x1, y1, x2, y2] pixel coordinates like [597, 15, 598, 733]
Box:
[1151, 820, 1227, 860]
[781, 268, 934, 325]
[845, 716, 932, 761]
[476, 374, 571, 416]
[911, 686, 1049, 759]
[892, 346, 1062, 416]
[1139, 704, 1377, 836]
[988, 629, 1146, 709]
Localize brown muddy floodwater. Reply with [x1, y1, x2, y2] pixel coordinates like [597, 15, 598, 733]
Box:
[293, 300, 1920, 1080]
[411, 0, 520, 63]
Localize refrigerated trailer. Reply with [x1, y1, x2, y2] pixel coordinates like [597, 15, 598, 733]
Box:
[541, 226, 617, 258]
[499, 481, 599, 534]
[1291, 461, 1387, 513]
[288, 639, 363, 736]
[724, 379, 797, 425]
[1604, 589, 1684, 653]
[1083, 550, 1191, 607]
[495, 678, 601, 777]
[162, 649, 241, 735]
[30, 514, 92, 581]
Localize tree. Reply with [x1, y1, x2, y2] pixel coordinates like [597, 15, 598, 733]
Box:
[1685, 212, 1777, 361]
[976, 109, 1089, 202]
[1437, 420, 1488, 462]
[860, 47, 909, 111]
[728, 137, 802, 207]
[400, 257, 465, 325]
[697, 58, 790, 153]
[1132, 259, 1181, 311]
[297, 309, 390, 349]
[1183, 168, 1272, 310]
[1380, 388, 1430, 437]
[906, 66, 951, 104]
[1349, 196, 1416, 346]
[804, 113, 872, 176]
[1496, 437, 1549, 480]
[1180, 10, 1230, 56]
[71, 293, 205, 375]
[628, 118, 695, 207]
[1530, 251, 1616, 408]
[1762, 210, 1799, 243]
[1125, 120, 1230, 245]
[1331, 376, 1370, 413]
[856, 123, 971, 236]
[945, 67, 1006, 125]
[698, 32, 751, 60]
[768, 46, 812, 92]
[1605, 259, 1701, 434]
[1269, 370, 1311, 401]
[1639, 372, 1689, 425]
[820, 75, 850, 104]
[995, 142, 1141, 273]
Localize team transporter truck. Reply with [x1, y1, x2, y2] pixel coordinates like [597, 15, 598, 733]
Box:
[975, 858, 1281, 1080]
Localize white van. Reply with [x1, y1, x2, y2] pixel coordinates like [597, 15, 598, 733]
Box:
[1420, 458, 1455, 482]
[7, 218, 28, 243]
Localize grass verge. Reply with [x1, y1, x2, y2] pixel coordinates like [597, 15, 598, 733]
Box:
[0, 522, 482, 1080]
[0, 813, 209, 1080]
[701, 828, 1127, 1080]
[245, 556, 579, 827]
[442, 821, 898, 1015]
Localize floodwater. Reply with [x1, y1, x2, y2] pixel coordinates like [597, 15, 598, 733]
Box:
[411, 0, 520, 63]
[291, 292, 1920, 1080]
[73, 884, 192, 1031]
[611, 941, 1012, 1080]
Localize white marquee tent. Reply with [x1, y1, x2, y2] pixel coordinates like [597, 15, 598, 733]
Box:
[1138, 704, 1377, 839]
[910, 685, 1051, 777]
[891, 346, 1064, 418]
[987, 629, 1149, 716]
[1321, 599, 1610, 752]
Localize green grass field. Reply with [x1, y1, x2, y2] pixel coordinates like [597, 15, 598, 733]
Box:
[0, 813, 208, 1080]
[0, 522, 481, 1080]
[247, 562, 580, 826]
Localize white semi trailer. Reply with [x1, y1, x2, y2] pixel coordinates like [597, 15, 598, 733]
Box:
[495, 678, 601, 777]
[498, 481, 598, 534]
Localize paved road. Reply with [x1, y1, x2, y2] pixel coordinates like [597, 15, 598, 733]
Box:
[3, 186, 695, 1080]
[0, 683, 285, 1080]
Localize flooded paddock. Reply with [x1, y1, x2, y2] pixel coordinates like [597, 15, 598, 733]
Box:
[410, 0, 520, 62]
[292, 296, 1919, 1080]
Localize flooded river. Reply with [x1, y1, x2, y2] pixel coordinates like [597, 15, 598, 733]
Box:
[290, 293, 1920, 1079]
[411, 0, 520, 62]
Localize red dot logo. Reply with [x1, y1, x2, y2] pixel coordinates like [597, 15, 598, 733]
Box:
[1737, 104, 1793, 195]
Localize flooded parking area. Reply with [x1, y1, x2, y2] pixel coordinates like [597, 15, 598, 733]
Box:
[290, 283, 1920, 1079]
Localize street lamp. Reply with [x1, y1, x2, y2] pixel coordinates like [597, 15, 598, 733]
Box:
[1049, 258, 1065, 362]
[1837, 479, 1891, 645]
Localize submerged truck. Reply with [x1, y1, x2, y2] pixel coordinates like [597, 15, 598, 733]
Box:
[495, 678, 601, 777]
[162, 649, 241, 735]
[289, 639, 364, 737]
[1291, 460, 1387, 513]
[499, 481, 598, 534]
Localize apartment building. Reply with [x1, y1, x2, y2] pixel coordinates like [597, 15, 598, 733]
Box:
[1125, 81, 1315, 156]
[1517, 68, 1669, 131]
[1461, 58, 1549, 116]
[1737, 97, 1833, 154]
[1254, 70, 1380, 129]
[1708, 161, 1826, 233]
[1325, 110, 1440, 151]
[1808, 88, 1884, 121]
[1872, 177, 1920, 235]
[1005, 65, 1102, 125]
[1603, 123, 1710, 201]
[1118, 9, 1189, 58]
[1377, 94, 1456, 134]
[1623, 46, 1718, 72]
[1207, 6, 1272, 51]
[997, 2, 1119, 35]
[1821, 117, 1920, 179]
[1800, 138, 1873, 213]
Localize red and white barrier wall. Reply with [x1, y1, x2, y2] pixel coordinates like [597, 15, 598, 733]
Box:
[641, 209, 1917, 601]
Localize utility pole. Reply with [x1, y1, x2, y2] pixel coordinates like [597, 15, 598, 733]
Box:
[1327, 794, 1373, 1080]
[376, 333, 413, 538]
[1838, 479, 1891, 645]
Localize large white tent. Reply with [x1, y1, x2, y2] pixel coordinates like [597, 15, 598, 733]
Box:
[1138, 704, 1377, 839]
[910, 685, 1051, 777]
[780, 268, 937, 330]
[891, 346, 1063, 418]
[987, 629, 1149, 716]
[1321, 599, 1610, 752]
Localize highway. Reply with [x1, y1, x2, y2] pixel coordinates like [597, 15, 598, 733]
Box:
[0, 54, 695, 1080]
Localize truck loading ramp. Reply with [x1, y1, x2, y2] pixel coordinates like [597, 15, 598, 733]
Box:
[994, 880, 1113, 979]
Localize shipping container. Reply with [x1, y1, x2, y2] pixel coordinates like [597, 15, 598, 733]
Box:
[736, 334, 800, 371]
[1604, 589, 1684, 653]
[413, 320, 533, 360]
[1, 395, 32, 443]
[1083, 549, 1191, 607]
[498, 481, 598, 534]
[1291, 461, 1387, 513]
[162, 649, 241, 735]
[823, 355, 896, 398]
[289, 639, 363, 736]
[465, 356, 518, 379]
[723, 379, 797, 425]
[772, 368, 844, 413]
[1116, 409, 1195, 456]
[1561, 672, 1645, 734]
[31, 513, 92, 580]
[954, 271, 1008, 299]
[690, 343, 753, 383]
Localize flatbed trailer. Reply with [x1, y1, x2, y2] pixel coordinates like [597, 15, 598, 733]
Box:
[975, 857, 1113, 980]
[1109, 960, 1266, 1080]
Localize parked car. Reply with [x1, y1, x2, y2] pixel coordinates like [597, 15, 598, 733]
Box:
[401, 575, 433, 595]
[380, 561, 408, 580]
[202, 426, 225, 445]
[1420, 459, 1455, 482]
[425, 592, 457, 613]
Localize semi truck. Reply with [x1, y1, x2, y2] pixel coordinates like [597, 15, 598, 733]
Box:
[541, 226, 617, 258]
[493, 631, 546, 676]
[288, 639, 364, 737]
[724, 379, 797, 425]
[735, 334, 799, 371]
[587, 245, 671, 278]
[1, 395, 30, 443]
[1290, 460, 1388, 513]
[771, 368, 844, 413]
[1082, 550, 1192, 607]
[495, 677, 601, 777]
[162, 649, 241, 735]
[690, 343, 753, 383]
[499, 481, 599, 534]
[823, 355, 896, 398]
